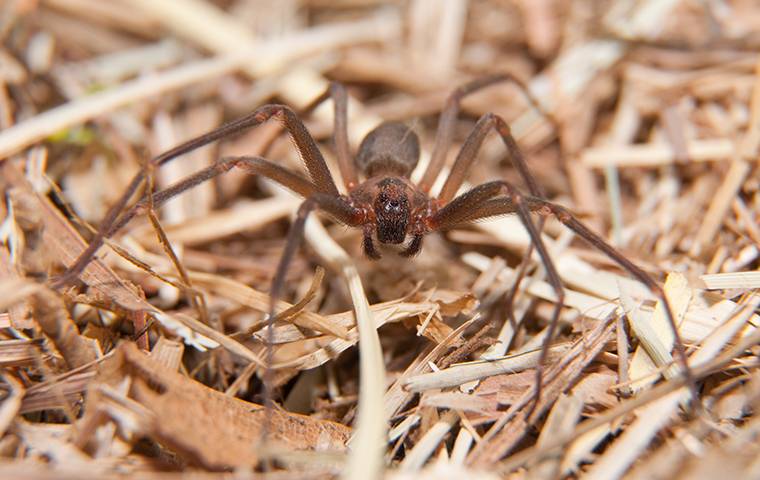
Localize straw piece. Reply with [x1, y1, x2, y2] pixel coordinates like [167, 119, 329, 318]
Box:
[0, 373, 24, 437]
[1, 162, 221, 351]
[450, 428, 474, 466]
[581, 138, 734, 168]
[162, 311, 266, 365]
[472, 216, 653, 303]
[383, 318, 480, 424]
[190, 271, 349, 339]
[263, 300, 442, 371]
[21, 370, 98, 414]
[0, 278, 43, 312]
[29, 288, 101, 369]
[583, 391, 682, 480]
[148, 336, 184, 371]
[462, 252, 619, 321]
[700, 271, 760, 290]
[388, 413, 420, 443]
[409, 0, 467, 76]
[530, 392, 583, 479]
[560, 422, 612, 476]
[404, 343, 571, 393]
[0, 339, 47, 367]
[603, 0, 681, 41]
[468, 319, 616, 465]
[625, 273, 691, 392]
[0, 48, 26, 84]
[44, 0, 159, 36]
[54, 39, 186, 86]
[301, 215, 386, 480]
[124, 0, 260, 59]
[690, 58, 760, 256]
[689, 158, 752, 256]
[399, 410, 458, 472]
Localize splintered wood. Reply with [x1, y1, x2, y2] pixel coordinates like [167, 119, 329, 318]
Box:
[0, 1, 758, 479]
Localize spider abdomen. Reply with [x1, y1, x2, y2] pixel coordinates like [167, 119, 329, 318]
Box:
[355, 122, 420, 178]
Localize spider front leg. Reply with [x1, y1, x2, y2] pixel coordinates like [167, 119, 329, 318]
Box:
[432, 180, 564, 412]
[424, 79, 561, 405]
[264, 193, 362, 402]
[432, 181, 700, 414]
[399, 234, 424, 257]
[287, 81, 358, 190]
[419, 73, 554, 195]
[438, 111, 548, 204]
[53, 102, 339, 288]
[107, 155, 319, 236]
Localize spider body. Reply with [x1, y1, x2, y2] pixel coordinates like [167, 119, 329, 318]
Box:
[54, 74, 696, 410]
[347, 121, 432, 257]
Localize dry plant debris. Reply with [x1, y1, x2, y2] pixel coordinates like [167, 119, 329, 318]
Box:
[0, 0, 759, 478]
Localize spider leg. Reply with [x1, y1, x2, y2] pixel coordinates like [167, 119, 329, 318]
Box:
[53, 103, 339, 287]
[431, 181, 545, 229]
[419, 73, 553, 194]
[291, 82, 359, 190]
[432, 180, 563, 412]
[434, 182, 699, 415]
[425, 88, 564, 415]
[520, 198, 698, 408]
[438, 113, 544, 204]
[109, 156, 319, 236]
[264, 193, 362, 400]
[424, 82, 558, 375]
[269, 193, 362, 311]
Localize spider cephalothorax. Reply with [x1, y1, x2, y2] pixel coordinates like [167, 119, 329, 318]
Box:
[373, 178, 410, 245]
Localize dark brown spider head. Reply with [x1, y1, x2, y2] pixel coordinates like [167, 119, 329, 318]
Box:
[373, 178, 410, 244]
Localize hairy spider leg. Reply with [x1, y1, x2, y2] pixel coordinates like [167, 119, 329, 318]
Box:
[53, 102, 340, 288]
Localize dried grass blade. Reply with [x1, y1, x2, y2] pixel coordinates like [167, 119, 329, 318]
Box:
[0, 374, 24, 436]
[399, 410, 458, 472]
[149, 336, 184, 371]
[530, 393, 584, 479]
[700, 271, 760, 290]
[0, 339, 46, 367]
[404, 343, 571, 393]
[302, 215, 386, 480]
[581, 138, 734, 168]
[190, 271, 349, 339]
[469, 319, 616, 465]
[1, 162, 249, 354]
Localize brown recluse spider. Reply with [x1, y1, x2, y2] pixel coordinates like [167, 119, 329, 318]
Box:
[53, 74, 698, 413]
